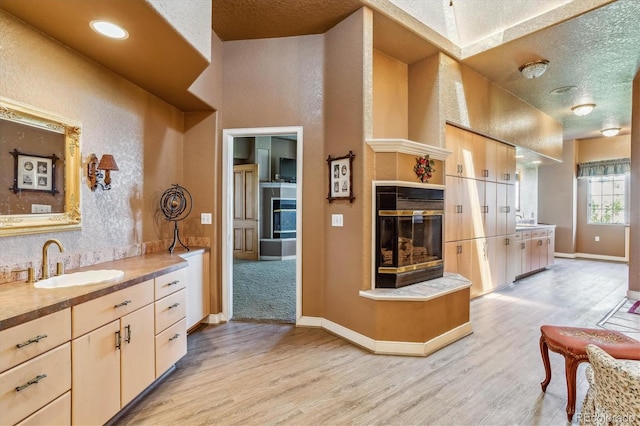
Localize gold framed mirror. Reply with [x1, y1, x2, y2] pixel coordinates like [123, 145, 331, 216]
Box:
[0, 97, 82, 236]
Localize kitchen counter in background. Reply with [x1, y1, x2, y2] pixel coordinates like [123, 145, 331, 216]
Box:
[0, 251, 192, 331]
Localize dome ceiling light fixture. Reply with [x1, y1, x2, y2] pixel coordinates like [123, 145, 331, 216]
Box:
[518, 59, 549, 79]
[601, 128, 621, 137]
[571, 103, 596, 116]
[90, 20, 129, 40]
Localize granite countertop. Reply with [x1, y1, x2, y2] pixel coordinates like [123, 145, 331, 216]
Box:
[0, 251, 194, 331]
[515, 223, 556, 231]
[359, 272, 471, 302]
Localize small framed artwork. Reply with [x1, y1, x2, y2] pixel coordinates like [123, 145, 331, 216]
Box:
[327, 151, 355, 203]
[10, 149, 59, 195]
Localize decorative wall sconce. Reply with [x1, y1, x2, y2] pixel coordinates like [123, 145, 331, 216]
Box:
[88, 153, 119, 191]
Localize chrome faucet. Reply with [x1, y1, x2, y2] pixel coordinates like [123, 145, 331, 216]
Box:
[42, 239, 64, 279]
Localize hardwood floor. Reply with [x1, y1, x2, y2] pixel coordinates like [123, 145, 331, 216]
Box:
[115, 258, 632, 425]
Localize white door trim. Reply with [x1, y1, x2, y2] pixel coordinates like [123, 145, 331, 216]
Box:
[222, 126, 303, 321]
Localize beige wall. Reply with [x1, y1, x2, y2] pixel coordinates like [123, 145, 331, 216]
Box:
[629, 71, 640, 293]
[575, 136, 631, 257]
[539, 140, 578, 254]
[372, 50, 408, 139]
[219, 33, 326, 316]
[0, 11, 186, 267]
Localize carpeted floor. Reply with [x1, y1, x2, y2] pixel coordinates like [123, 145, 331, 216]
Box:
[232, 259, 296, 323]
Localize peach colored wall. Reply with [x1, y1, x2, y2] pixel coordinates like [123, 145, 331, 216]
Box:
[220, 34, 326, 316]
[539, 140, 578, 254]
[324, 8, 375, 337]
[372, 50, 408, 139]
[630, 71, 640, 293]
[0, 11, 184, 265]
[575, 135, 631, 257]
[408, 54, 440, 145]
[439, 54, 563, 159]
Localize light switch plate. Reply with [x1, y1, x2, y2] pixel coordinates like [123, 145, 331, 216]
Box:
[331, 214, 343, 227]
[201, 213, 212, 225]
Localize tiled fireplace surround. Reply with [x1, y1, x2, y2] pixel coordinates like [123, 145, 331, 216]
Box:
[0, 237, 210, 285]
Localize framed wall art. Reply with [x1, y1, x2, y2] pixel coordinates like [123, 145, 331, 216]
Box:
[327, 151, 355, 203]
[10, 149, 59, 195]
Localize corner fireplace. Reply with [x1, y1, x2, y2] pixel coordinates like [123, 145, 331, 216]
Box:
[375, 185, 444, 288]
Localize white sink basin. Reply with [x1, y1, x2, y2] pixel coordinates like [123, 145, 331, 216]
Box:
[35, 269, 125, 289]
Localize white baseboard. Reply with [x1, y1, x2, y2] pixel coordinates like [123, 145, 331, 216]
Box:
[627, 290, 640, 300]
[297, 316, 473, 356]
[554, 252, 627, 263]
[204, 313, 228, 324]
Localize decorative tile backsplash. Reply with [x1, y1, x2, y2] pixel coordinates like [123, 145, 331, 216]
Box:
[0, 237, 210, 285]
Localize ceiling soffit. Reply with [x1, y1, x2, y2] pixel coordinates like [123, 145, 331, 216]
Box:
[1, 0, 212, 111]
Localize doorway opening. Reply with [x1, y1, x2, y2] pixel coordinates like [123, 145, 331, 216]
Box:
[222, 127, 303, 324]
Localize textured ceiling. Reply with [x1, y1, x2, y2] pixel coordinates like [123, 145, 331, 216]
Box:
[1, 0, 637, 147]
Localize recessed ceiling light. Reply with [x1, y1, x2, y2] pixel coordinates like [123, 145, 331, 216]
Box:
[549, 86, 577, 95]
[90, 20, 128, 39]
[601, 128, 620, 137]
[571, 103, 596, 116]
[519, 60, 549, 79]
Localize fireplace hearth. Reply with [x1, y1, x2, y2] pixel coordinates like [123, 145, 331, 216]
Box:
[375, 185, 444, 288]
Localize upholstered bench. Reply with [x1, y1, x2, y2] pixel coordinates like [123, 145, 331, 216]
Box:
[539, 325, 640, 421]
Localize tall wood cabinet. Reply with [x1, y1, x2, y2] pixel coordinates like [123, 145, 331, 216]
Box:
[444, 124, 517, 298]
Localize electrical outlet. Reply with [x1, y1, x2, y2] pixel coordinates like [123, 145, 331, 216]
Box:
[201, 213, 212, 225]
[331, 214, 343, 227]
[595, 236, 600, 242]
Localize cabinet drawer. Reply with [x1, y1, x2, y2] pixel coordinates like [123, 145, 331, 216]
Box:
[0, 342, 71, 426]
[532, 229, 547, 238]
[0, 309, 70, 373]
[520, 230, 532, 239]
[155, 268, 187, 300]
[155, 318, 187, 378]
[16, 391, 70, 426]
[155, 289, 186, 334]
[72, 280, 154, 338]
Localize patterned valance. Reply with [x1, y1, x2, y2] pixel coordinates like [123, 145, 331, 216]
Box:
[577, 158, 631, 178]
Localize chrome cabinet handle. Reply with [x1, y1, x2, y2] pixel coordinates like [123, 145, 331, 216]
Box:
[167, 280, 180, 286]
[114, 300, 132, 309]
[169, 302, 180, 309]
[169, 333, 181, 342]
[125, 325, 132, 343]
[16, 334, 48, 348]
[15, 374, 47, 392]
[115, 330, 122, 350]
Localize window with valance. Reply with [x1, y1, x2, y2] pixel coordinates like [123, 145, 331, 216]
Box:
[578, 158, 630, 225]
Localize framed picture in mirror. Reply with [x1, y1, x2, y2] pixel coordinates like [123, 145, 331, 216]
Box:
[11, 150, 59, 194]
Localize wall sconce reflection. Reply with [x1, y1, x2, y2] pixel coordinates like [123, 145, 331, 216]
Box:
[88, 153, 119, 191]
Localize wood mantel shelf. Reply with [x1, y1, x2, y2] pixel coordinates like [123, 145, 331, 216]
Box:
[366, 138, 452, 161]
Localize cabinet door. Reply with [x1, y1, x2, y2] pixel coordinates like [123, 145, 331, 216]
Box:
[121, 304, 155, 407]
[498, 144, 516, 184]
[445, 176, 462, 242]
[505, 183, 516, 235]
[486, 236, 504, 291]
[180, 251, 209, 330]
[470, 132, 487, 180]
[547, 231, 555, 266]
[445, 125, 462, 176]
[482, 181, 497, 237]
[483, 137, 497, 181]
[506, 234, 519, 283]
[72, 320, 120, 425]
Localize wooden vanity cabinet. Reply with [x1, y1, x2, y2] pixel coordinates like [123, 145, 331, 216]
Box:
[71, 280, 155, 425]
[0, 309, 71, 425]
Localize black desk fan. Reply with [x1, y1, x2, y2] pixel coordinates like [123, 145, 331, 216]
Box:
[160, 184, 192, 253]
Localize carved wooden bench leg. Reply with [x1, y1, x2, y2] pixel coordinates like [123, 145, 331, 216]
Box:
[539, 335, 552, 392]
[564, 355, 584, 422]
